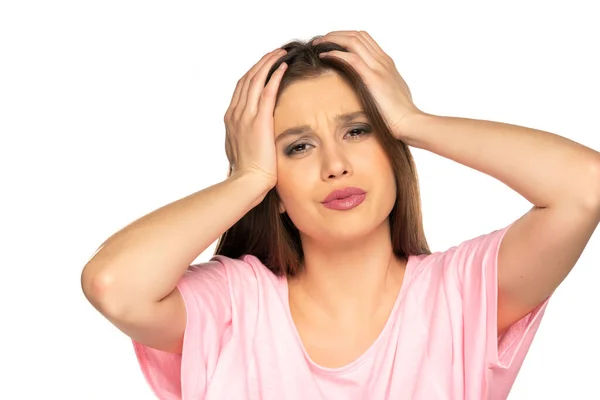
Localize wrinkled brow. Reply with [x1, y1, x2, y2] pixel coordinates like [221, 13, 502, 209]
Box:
[275, 111, 367, 142]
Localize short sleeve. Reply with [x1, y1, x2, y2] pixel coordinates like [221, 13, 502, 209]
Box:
[131, 259, 232, 400]
[449, 223, 552, 397]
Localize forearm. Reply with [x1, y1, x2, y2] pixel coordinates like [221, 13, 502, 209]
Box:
[81, 171, 271, 311]
[403, 112, 600, 209]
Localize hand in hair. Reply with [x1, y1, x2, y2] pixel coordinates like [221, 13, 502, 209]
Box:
[224, 48, 288, 188]
[314, 31, 423, 140]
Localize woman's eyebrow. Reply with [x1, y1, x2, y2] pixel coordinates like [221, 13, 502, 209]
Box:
[275, 111, 367, 143]
[335, 110, 367, 123]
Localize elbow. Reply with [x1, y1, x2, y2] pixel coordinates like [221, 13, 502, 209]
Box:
[81, 266, 128, 318]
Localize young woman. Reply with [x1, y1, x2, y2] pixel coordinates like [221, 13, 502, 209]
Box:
[81, 31, 600, 399]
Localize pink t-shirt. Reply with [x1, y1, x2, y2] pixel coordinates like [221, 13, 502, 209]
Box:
[132, 223, 551, 399]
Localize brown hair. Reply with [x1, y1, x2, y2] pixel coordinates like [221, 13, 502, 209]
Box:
[214, 36, 430, 277]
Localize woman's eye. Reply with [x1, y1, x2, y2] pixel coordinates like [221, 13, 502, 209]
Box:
[346, 127, 371, 138]
[286, 143, 310, 155]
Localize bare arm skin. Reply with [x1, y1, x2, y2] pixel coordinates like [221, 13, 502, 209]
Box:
[315, 30, 600, 337]
[402, 112, 600, 336]
[81, 173, 271, 352]
[81, 48, 288, 354]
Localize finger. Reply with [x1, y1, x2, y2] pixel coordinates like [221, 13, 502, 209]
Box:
[231, 49, 282, 114]
[319, 50, 370, 76]
[256, 61, 287, 116]
[227, 49, 284, 119]
[236, 50, 285, 118]
[316, 32, 381, 70]
[357, 31, 394, 63]
[318, 30, 378, 58]
[225, 76, 245, 122]
[244, 51, 287, 115]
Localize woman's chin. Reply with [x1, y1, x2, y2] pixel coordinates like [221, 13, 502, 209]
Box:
[312, 223, 385, 247]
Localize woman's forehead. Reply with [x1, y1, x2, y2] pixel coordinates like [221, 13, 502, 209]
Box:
[274, 74, 363, 126]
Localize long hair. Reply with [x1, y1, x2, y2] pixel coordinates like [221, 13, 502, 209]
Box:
[214, 36, 430, 277]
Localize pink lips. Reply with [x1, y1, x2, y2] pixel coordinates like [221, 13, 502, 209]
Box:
[321, 187, 367, 210]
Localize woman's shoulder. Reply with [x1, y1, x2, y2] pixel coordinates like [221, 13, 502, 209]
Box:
[406, 224, 514, 289]
[185, 253, 282, 287]
[178, 254, 286, 314]
[211, 253, 275, 273]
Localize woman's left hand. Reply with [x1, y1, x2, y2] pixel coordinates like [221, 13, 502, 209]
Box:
[314, 31, 423, 140]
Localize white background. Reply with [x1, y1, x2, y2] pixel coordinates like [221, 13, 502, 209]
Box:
[1, 1, 599, 399]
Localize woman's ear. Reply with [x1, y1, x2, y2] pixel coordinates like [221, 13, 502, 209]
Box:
[274, 190, 286, 213]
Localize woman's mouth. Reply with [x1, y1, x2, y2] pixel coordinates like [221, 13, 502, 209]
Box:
[321, 187, 367, 211]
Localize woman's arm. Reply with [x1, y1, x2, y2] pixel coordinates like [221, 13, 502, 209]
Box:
[81, 47, 286, 353]
[315, 29, 600, 333]
[80, 172, 271, 351]
[402, 112, 600, 334]
[403, 113, 600, 210]
[81, 172, 270, 313]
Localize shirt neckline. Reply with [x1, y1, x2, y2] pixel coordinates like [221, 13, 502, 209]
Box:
[278, 254, 416, 375]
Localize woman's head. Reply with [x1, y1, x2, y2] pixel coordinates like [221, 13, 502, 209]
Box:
[273, 71, 396, 247]
[215, 37, 430, 276]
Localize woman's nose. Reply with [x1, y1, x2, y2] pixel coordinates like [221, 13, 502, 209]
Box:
[320, 145, 352, 180]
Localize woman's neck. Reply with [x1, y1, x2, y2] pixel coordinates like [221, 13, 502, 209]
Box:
[288, 221, 407, 321]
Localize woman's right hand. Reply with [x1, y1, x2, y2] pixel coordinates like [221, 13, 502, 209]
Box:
[224, 48, 288, 189]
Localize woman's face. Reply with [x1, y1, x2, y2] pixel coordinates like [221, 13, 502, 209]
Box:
[273, 72, 397, 243]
